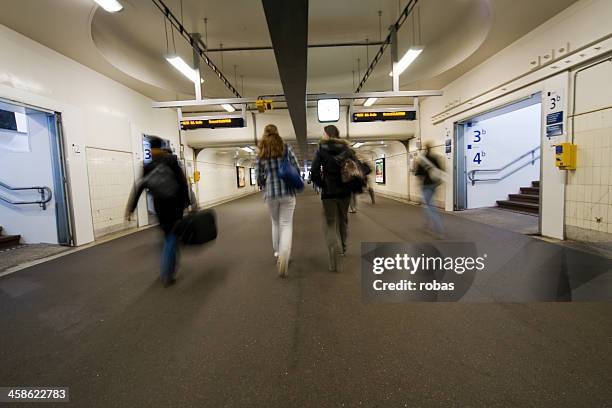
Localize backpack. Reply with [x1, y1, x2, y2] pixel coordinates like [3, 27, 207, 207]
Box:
[335, 151, 365, 192]
[416, 154, 445, 184]
[144, 162, 180, 200]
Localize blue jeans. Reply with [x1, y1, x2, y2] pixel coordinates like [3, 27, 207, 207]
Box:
[422, 184, 443, 234]
[161, 233, 178, 282]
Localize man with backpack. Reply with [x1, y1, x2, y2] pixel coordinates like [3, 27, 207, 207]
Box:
[126, 136, 191, 287]
[311, 125, 364, 272]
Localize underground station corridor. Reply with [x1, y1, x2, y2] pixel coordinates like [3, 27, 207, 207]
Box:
[1, 0, 612, 406]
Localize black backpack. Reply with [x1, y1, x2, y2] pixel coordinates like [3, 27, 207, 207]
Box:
[144, 162, 180, 200]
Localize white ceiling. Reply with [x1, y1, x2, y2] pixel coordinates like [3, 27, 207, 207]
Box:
[0, 0, 579, 102]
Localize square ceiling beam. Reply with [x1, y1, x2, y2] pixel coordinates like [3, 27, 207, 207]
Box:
[261, 0, 309, 155]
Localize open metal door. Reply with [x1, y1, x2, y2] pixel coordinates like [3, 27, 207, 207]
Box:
[49, 112, 73, 245]
[454, 123, 467, 210]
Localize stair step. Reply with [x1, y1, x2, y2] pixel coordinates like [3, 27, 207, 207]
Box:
[520, 186, 540, 195]
[509, 193, 540, 203]
[0, 234, 21, 250]
[532, 180, 540, 188]
[497, 200, 539, 214]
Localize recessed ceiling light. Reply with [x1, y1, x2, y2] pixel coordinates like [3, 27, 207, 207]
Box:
[353, 142, 364, 148]
[222, 104, 235, 112]
[94, 0, 123, 12]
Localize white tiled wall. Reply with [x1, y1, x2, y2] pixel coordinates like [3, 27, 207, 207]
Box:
[565, 58, 612, 242]
[86, 148, 136, 238]
[565, 110, 612, 240]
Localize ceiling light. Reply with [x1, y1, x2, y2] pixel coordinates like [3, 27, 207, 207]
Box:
[353, 142, 364, 148]
[363, 98, 377, 107]
[94, 0, 123, 12]
[388, 46, 424, 76]
[165, 55, 199, 84]
[241, 146, 254, 153]
[222, 104, 235, 112]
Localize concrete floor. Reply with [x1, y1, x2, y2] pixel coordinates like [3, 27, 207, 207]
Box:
[1, 192, 612, 407]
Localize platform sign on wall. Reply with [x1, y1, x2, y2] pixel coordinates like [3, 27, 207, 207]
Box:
[375, 158, 386, 184]
[466, 124, 486, 167]
[545, 90, 564, 138]
[143, 138, 152, 164]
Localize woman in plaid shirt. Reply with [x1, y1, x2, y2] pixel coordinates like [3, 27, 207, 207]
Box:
[256, 124, 301, 278]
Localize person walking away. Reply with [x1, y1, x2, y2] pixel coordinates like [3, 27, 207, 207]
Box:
[415, 142, 445, 237]
[361, 161, 376, 204]
[349, 157, 375, 213]
[256, 124, 300, 278]
[311, 125, 355, 272]
[126, 136, 191, 287]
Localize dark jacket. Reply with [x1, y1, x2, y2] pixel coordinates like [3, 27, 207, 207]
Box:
[127, 154, 191, 234]
[311, 139, 355, 199]
[415, 151, 443, 187]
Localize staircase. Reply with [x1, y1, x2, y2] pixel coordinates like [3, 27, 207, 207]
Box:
[0, 226, 21, 250]
[496, 181, 540, 215]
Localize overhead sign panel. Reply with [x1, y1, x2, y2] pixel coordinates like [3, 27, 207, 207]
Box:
[180, 117, 245, 130]
[352, 110, 416, 123]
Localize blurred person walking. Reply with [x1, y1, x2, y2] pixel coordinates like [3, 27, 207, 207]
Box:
[349, 159, 375, 213]
[311, 125, 360, 271]
[415, 142, 445, 237]
[126, 136, 191, 287]
[256, 124, 301, 278]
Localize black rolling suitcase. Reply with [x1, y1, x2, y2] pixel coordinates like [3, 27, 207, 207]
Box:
[175, 209, 218, 245]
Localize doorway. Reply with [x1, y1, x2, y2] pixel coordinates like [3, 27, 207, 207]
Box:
[454, 94, 542, 215]
[0, 99, 72, 245]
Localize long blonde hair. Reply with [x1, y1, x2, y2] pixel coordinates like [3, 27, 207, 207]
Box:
[258, 124, 284, 159]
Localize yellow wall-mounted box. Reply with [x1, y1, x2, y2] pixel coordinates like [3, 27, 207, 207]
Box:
[554, 142, 577, 170]
[193, 170, 201, 182]
[256, 100, 273, 113]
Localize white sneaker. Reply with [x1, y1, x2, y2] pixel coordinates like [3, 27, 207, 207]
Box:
[274, 252, 279, 258]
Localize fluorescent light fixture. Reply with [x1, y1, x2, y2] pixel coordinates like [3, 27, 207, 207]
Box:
[94, 0, 123, 12]
[221, 104, 235, 112]
[317, 98, 340, 122]
[363, 97, 377, 107]
[388, 46, 424, 76]
[352, 142, 364, 148]
[241, 146, 254, 153]
[165, 55, 199, 84]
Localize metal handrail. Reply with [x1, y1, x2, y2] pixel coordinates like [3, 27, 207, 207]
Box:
[0, 180, 52, 210]
[468, 146, 539, 186]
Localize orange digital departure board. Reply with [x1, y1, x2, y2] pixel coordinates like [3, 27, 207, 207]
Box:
[180, 117, 245, 130]
[352, 111, 416, 122]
